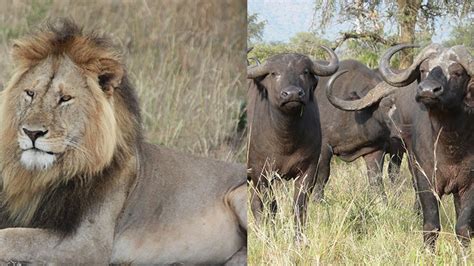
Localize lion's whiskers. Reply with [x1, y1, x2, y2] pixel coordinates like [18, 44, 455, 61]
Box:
[64, 139, 94, 164]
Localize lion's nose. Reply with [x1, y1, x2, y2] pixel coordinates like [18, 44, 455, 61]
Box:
[23, 128, 48, 143]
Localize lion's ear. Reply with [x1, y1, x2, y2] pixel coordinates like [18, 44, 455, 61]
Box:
[98, 58, 124, 96]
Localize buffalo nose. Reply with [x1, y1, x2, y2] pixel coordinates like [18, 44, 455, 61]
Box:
[418, 80, 444, 97]
[280, 87, 305, 99]
[23, 128, 48, 143]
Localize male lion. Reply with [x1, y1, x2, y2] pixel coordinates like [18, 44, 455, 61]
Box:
[0, 20, 247, 264]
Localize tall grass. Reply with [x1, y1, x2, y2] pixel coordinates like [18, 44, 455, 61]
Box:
[0, 0, 247, 162]
[249, 159, 473, 265]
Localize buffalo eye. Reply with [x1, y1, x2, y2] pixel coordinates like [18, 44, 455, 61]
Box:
[450, 70, 463, 78]
[420, 69, 428, 78]
[303, 68, 310, 74]
[59, 95, 73, 104]
[448, 63, 465, 79]
[25, 90, 34, 98]
[270, 72, 280, 79]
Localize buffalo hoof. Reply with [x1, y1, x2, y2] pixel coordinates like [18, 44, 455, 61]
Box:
[312, 191, 326, 203]
[423, 223, 440, 251]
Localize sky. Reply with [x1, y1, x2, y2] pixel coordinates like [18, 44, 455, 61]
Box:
[248, 0, 455, 44]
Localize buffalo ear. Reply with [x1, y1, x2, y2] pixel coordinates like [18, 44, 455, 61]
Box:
[464, 79, 474, 107]
[98, 58, 124, 96]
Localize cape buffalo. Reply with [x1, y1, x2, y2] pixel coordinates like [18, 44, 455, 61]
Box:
[314, 60, 405, 202]
[327, 43, 473, 248]
[247, 46, 338, 236]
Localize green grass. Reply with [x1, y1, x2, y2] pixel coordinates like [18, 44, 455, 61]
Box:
[249, 159, 473, 265]
[0, 0, 246, 162]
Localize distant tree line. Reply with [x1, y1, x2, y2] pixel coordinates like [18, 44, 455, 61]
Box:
[248, 1, 472, 68]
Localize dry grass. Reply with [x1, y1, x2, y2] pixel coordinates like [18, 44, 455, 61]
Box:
[0, 0, 247, 162]
[248, 159, 474, 265]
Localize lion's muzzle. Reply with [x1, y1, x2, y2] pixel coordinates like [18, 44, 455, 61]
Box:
[18, 126, 59, 171]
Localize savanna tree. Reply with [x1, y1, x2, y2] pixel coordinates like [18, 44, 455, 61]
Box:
[248, 13, 266, 46]
[312, 0, 472, 67]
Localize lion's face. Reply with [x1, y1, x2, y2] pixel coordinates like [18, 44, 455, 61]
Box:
[10, 55, 117, 171]
[0, 20, 141, 226]
[0, 55, 120, 184]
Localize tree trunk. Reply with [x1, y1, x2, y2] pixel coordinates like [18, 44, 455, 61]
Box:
[397, 0, 421, 68]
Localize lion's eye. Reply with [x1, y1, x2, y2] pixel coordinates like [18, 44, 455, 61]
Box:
[25, 90, 34, 97]
[59, 95, 73, 104]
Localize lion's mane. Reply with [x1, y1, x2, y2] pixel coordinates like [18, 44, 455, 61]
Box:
[0, 19, 142, 234]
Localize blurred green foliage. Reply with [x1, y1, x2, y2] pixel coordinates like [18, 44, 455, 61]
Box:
[247, 22, 473, 69]
[248, 13, 266, 46]
[248, 4, 472, 68]
[27, 0, 53, 27]
[248, 32, 332, 64]
[443, 22, 474, 52]
[0, 0, 52, 42]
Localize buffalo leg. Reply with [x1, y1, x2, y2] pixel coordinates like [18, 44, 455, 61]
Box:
[412, 162, 440, 250]
[387, 144, 404, 183]
[407, 156, 422, 214]
[363, 150, 387, 202]
[454, 192, 462, 219]
[250, 177, 278, 224]
[455, 186, 474, 247]
[313, 145, 332, 202]
[293, 169, 317, 240]
[419, 190, 440, 250]
[269, 197, 278, 218]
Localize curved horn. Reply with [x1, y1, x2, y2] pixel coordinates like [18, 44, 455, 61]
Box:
[312, 45, 339, 76]
[247, 47, 254, 66]
[250, 57, 261, 66]
[379, 44, 441, 87]
[248, 63, 269, 79]
[451, 45, 474, 77]
[326, 70, 397, 111]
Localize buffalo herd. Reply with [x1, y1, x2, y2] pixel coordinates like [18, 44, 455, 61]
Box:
[247, 44, 473, 249]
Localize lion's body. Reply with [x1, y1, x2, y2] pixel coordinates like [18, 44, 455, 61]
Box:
[0, 20, 246, 264]
[113, 143, 246, 264]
